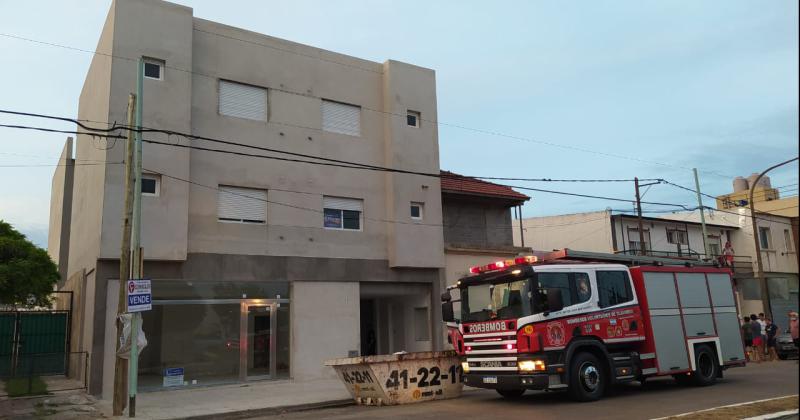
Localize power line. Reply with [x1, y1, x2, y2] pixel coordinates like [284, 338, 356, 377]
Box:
[0, 32, 735, 178]
[0, 109, 671, 184]
[147, 167, 526, 231]
[0, 161, 123, 168]
[0, 121, 698, 209]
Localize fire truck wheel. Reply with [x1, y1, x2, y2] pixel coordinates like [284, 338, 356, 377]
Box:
[691, 345, 718, 386]
[496, 389, 526, 399]
[567, 352, 607, 402]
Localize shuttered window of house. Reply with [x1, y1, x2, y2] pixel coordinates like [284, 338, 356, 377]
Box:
[323, 196, 363, 230]
[321, 100, 360, 136]
[218, 185, 267, 224]
[219, 80, 267, 121]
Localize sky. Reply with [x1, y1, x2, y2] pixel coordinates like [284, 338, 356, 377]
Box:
[0, 0, 798, 248]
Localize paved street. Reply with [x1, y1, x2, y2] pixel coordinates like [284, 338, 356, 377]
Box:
[255, 361, 798, 420]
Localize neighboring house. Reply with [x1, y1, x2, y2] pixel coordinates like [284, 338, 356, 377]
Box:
[514, 210, 737, 259]
[48, 0, 444, 397]
[440, 171, 531, 321]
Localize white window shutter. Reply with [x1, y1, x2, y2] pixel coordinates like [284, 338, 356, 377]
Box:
[218, 186, 267, 223]
[322, 100, 360, 136]
[219, 80, 267, 121]
[323, 196, 363, 212]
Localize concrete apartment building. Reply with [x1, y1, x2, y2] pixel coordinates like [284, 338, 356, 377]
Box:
[48, 0, 446, 397]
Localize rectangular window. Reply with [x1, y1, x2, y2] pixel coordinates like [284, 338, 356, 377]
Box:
[322, 100, 360, 136]
[666, 228, 688, 245]
[784, 229, 794, 252]
[596, 271, 634, 308]
[217, 185, 267, 224]
[536, 272, 573, 309]
[219, 80, 267, 121]
[414, 307, 430, 341]
[141, 174, 160, 196]
[410, 202, 423, 220]
[323, 196, 363, 230]
[758, 227, 772, 249]
[143, 58, 164, 80]
[627, 228, 651, 252]
[407, 110, 420, 127]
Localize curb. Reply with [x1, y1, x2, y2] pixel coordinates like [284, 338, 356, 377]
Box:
[184, 399, 355, 420]
[650, 395, 799, 420]
[744, 409, 799, 420]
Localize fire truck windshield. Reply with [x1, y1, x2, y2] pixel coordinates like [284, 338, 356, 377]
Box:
[460, 278, 533, 322]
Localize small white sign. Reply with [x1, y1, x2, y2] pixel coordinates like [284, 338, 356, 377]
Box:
[127, 279, 152, 313]
[163, 367, 184, 387]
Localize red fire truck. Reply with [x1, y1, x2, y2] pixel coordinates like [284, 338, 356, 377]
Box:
[441, 249, 746, 402]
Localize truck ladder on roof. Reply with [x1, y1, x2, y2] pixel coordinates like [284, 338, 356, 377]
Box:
[541, 248, 719, 267]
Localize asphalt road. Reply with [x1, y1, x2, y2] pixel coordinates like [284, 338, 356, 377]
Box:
[255, 361, 799, 420]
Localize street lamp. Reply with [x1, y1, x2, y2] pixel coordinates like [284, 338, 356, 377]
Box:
[749, 157, 798, 320]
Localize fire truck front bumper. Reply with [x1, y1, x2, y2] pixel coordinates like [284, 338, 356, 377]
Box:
[463, 373, 550, 390]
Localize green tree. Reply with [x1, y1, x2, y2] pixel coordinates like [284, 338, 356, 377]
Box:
[0, 220, 59, 308]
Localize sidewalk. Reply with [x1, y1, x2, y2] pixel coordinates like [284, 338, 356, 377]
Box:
[97, 378, 352, 419]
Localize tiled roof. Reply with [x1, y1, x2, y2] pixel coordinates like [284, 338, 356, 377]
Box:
[440, 171, 530, 201]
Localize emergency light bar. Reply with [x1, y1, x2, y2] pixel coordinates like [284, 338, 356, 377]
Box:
[468, 255, 538, 275]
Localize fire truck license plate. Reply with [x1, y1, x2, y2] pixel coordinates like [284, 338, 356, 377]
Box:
[483, 376, 498, 384]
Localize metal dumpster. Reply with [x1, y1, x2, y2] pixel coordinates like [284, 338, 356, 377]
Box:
[325, 351, 463, 406]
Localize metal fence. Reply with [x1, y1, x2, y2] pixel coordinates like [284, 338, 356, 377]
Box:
[0, 351, 89, 397]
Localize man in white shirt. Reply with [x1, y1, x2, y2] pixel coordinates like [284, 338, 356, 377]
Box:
[758, 313, 768, 357]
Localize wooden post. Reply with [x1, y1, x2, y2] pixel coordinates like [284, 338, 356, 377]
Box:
[113, 93, 136, 415]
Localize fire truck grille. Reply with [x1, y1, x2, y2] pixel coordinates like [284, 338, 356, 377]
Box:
[463, 332, 518, 372]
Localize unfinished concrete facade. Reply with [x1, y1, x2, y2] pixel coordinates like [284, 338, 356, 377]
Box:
[49, 0, 445, 397]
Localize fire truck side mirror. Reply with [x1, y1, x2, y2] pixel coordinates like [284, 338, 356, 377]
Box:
[441, 290, 452, 302]
[546, 288, 564, 314]
[442, 301, 455, 323]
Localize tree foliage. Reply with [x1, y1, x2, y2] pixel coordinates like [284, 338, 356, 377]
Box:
[0, 220, 59, 307]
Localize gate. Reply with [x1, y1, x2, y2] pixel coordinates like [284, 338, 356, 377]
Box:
[0, 291, 72, 379]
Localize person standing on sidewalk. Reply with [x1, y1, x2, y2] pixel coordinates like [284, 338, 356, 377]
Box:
[765, 318, 779, 362]
[758, 313, 768, 358]
[741, 317, 754, 362]
[750, 314, 763, 363]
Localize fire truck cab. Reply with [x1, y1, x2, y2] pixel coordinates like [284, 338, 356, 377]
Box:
[441, 249, 746, 402]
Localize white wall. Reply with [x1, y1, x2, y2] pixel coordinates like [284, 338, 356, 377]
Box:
[513, 211, 613, 252]
[291, 282, 360, 381]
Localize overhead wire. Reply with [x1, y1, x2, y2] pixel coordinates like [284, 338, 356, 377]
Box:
[0, 121, 699, 209]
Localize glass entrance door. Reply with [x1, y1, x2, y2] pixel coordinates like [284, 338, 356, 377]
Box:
[240, 302, 276, 379]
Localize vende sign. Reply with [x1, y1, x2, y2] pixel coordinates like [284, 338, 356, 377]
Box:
[127, 279, 152, 313]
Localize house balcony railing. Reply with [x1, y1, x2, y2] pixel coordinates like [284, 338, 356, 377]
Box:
[615, 248, 704, 260]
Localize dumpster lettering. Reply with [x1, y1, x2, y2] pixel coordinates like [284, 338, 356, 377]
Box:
[341, 369, 374, 384]
[385, 365, 461, 390]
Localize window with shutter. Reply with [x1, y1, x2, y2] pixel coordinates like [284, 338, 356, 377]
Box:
[219, 80, 267, 121]
[218, 185, 267, 224]
[322, 196, 363, 230]
[321, 100, 360, 136]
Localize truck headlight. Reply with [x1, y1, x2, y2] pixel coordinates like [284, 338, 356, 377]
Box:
[461, 361, 470, 373]
[518, 360, 546, 372]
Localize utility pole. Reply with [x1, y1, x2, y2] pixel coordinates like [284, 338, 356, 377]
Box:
[113, 94, 136, 416]
[128, 58, 145, 418]
[749, 157, 799, 320]
[634, 177, 646, 255]
[693, 168, 710, 260]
